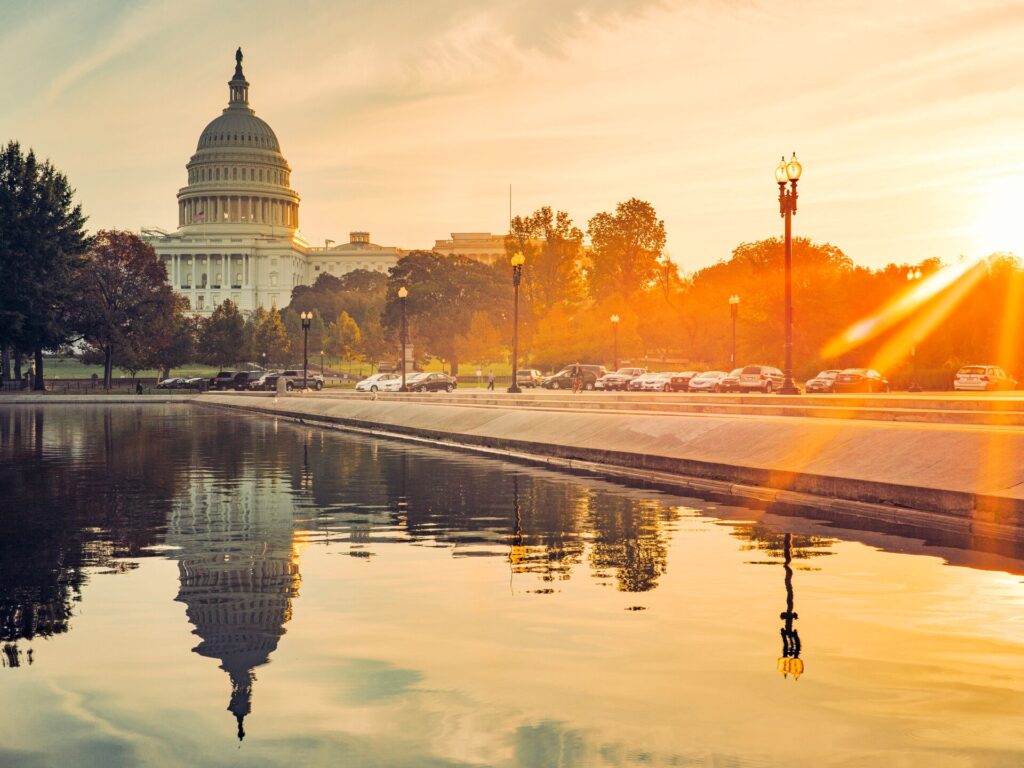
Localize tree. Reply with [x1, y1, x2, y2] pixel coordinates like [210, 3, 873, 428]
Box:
[506, 206, 584, 313]
[254, 307, 290, 365]
[382, 252, 511, 376]
[0, 141, 89, 388]
[324, 311, 362, 361]
[455, 311, 504, 365]
[587, 198, 666, 299]
[70, 230, 178, 388]
[199, 299, 246, 367]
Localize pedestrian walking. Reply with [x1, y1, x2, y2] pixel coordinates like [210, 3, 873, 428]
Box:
[487, 370, 495, 390]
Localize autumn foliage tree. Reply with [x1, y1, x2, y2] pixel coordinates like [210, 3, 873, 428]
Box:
[587, 198, 666, 299]
[71, 230, 179, 387]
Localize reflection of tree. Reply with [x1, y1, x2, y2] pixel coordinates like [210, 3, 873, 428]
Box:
[0, 406, 176, 667]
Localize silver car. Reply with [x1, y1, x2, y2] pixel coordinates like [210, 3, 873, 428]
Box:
[738, 365, 785, 393]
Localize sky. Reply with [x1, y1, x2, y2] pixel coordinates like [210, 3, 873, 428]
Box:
[2, 0, 1024, 271]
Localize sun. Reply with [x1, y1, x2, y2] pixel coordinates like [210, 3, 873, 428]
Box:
[970, 175, 1024, 258]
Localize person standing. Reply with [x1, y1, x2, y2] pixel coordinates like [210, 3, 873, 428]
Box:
[487, 370, 495, 390]
[571, 362, 583, 394]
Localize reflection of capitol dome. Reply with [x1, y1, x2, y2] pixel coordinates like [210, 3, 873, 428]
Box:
[170, 478, 301, 741]
[176, 48, 299, 232]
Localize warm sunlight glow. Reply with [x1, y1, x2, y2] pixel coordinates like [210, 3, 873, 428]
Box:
[822, 257, 984, 359]
[971, 176, 1024, 258]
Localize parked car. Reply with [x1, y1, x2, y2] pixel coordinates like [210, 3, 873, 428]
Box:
[264, 369, 325, 391]
[596, 367, 647, 391]
[688, 371, 728, 392]
[183, 377, 207, 389]
[719, 368, 743, 392]
[408, 372, 457, 392]
[233, 371, 265, 391]
[249, 371, 277, 391]
[953, 365, 1017, 391]
[156, 377, 186, 389]
[833, 368, 890, 393]
[628, 372, 674, 391]
[542, 364, 608, 390]
[805, 369, 841, 393]
[738, 365, 785, 393]
[668, 371, 699, 392]
[516, 369, 543, 388]
[209, 370, 237, 390]
[355, 373, 402, 393]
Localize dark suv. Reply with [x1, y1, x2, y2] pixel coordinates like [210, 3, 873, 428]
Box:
[542, 364, 608, 391]
[209, 371, 237, 390]
[233, 371, 264, 391]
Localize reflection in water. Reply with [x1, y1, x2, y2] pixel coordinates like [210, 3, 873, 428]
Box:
[777, 533, 804, 680]
[6, 405, 1024, 765]
[169, 478, 301, 741]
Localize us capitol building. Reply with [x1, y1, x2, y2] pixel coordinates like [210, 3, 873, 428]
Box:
[144, 49, 430, 315]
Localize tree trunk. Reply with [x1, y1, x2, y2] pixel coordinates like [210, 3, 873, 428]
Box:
[161, 365, 171, 380]
[104, 347, 113, 390]
[449, 358, 458, 378]
[14, 351, 22, 380]
[33, 348, 45, 391]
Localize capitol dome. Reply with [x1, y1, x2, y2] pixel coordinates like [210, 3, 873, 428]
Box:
[176, 49, 300, 231]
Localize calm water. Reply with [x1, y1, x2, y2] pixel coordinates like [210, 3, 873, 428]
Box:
[2, 405, 1024, 767]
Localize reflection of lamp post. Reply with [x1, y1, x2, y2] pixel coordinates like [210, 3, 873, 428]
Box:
[907, 268, 923, 393]
[776, 153, 803, 395]
[300, 311, 312, 390]
[728, 295, 740, 367]
[398, 286, 409, 392]
[610, 314, 620, 370]
[777, 532, 804, 680]
[508, 252, 526, 394]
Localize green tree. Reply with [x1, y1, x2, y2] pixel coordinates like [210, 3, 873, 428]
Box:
[0, 141, 89, 388]
[255, 306, 290, 366]
[382, 252, 510, 376]
[198, 299, 246, 367]
[587, 198, 666, 299]
[324, 311, 362, 361]
[455, 311, 504, 365]
[71, 230, 178, 388]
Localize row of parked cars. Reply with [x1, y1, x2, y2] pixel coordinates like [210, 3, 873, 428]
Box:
[157, 369, 325, 392]
[354, 371, 458, 393]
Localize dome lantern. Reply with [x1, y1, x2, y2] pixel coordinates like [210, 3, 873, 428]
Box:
[229, 47, 249, 107]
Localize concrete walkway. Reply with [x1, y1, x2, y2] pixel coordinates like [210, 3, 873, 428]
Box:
[200, 391, 1024, 537]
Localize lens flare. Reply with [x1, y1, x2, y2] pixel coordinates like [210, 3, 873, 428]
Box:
[822, 257, 986, 362]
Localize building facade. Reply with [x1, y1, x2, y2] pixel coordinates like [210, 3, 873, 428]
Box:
[145, 50, 402, 315]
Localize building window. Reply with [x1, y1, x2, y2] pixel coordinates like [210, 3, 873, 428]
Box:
[197, 295, 205, 310]
[270, 273, 278, 286]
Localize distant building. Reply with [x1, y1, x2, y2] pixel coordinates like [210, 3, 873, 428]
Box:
[432, 232, 507, 265]
[144, 50, 401, 315]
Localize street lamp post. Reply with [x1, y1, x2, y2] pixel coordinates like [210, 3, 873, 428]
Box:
[610, 314, 620, 370]
[508, 252, 526, 394]
[320, 349, 325, 378]
[907, 268, 923, 392]
[300, 311, 312, 390]
[398, 286, 409, 392]
[728, 295, 740, 367]
[776, 153, 803, 395]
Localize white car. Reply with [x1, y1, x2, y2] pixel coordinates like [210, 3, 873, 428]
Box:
[953, 365, 1017, 391]
[355, 373, 403, 393]
[629, 372, 676, 392]
[688, 371, 728, 392]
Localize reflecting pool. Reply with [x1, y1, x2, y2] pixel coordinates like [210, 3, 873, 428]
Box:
[2, 404, 1024, 766]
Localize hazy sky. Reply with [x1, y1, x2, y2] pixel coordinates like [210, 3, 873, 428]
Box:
[3, 0, 1024, 270]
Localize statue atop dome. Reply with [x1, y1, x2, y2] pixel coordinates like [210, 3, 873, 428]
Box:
[234, 47, 244, 78]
